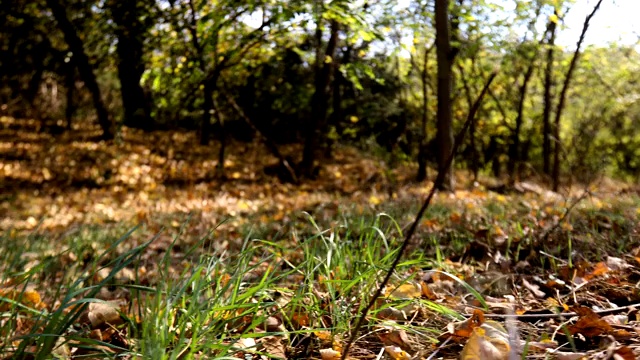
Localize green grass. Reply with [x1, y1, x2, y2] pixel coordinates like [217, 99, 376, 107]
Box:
[0, 214, 459, 359]
[2, 191, 637, 359]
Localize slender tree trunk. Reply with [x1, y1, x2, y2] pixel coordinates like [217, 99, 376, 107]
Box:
[542, 11, 557, 176]
[46, 0, 113, 139]
[435, 0, 455, 190]
[185, 0, 216, 146]
[461, 61, 480, 182]
[214, 96, 226, 178]
[64, 62, 75, 130]
[552, 0, 603, 191]
[301, 18, 339, 178]
[508, 60, 536, 180]
[326, 47, 345, 159]
[200, 80, 214, 145]
[417, 45, 433, 182]
[109, 0, 152, 131]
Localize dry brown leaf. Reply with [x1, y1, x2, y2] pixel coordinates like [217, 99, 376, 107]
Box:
[442, 309, 485, 342]
[233, 337, 257, 359]
[260, 336, 287, 360]
[419, 280, 438, 300]
[87, 301, 123, 328]
[460, 326, 509, 360]
[377, 328, 412, 351]
[551, 351, 588, 360]
[585, 262, 609, 280]
[612, 345, 636, 360]
[568, 306, 613, 338]
[375, 306, 407, 321]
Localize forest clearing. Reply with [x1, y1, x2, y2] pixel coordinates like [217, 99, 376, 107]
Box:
[2, 0, 640, 358]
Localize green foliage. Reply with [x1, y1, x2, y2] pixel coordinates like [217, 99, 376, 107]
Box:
[2, 0, 640, 179]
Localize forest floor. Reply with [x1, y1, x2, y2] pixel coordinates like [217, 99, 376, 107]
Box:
[1, 116, 640, 359]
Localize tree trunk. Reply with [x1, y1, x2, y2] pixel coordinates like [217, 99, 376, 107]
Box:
[46, 0, 113, 139]
[542, 11, 557, 176]
[200, 80, 214, 145]
[300, 18, 339, 178]
[552, 0, 603, 191]
[109, 0, 152, 131]
[214, 96, 226, 179]
[326, 47, 345, 159]
[223, 89, 299, 183]
[507, 59, 536, 180]
[435, 0, 455, 190]
[417, 45, 433, 182]
[64, 62, 75, 130]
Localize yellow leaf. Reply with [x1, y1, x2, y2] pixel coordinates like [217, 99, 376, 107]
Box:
[549, 14, 559, 24]
[387, 283, 422, 299]
[384, 346, 411, 360]
[237, 201, 250, 211]
[231, 171, 241, 179]
[369, 195, 381, 205]
[349, 116, 359, 123]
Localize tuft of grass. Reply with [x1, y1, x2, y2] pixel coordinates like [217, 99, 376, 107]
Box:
[1, 213, 459, 359]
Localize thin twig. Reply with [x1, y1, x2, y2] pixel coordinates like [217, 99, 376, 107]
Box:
[339, 71, 497, 360]
[482, 303, 639, 321]
[538, 188, 590, 244]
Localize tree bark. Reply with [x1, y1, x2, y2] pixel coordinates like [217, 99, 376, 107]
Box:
[507, 55, 536, 180]
[214, 96, 226, 178]
[542, 11, 557, 176]
[552, 0, 603, 191]
[64, 61, 75, 130]
[45, 0, 113, 139]
[417, 44, 434, 182]
[300, 18, 339, 178]
[109, 0, 153, 131]
[435, 0, 455, 190]
[200, 80, 215, 145]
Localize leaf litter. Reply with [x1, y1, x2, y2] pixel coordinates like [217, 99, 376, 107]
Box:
[1, 119, 640, 358]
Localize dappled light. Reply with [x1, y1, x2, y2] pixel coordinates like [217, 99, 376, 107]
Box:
[2, 0, 640, 358]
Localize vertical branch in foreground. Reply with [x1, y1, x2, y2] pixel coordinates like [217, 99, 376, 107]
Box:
[340, 71, 497, 360]
[552, 0, 603, 191]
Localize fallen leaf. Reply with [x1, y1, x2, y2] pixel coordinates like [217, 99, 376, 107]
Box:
[568, 306, 613, 338]
[384, 345, 411, 360]
[378, 328, 412, 351]
[460, 326, 509, 360]
[387, 282, 422, 299]
[260, 336, 287, 359]
[319, 348, 341, 360]
[87, 301, 123, 328]
[551, 351, 588, 360]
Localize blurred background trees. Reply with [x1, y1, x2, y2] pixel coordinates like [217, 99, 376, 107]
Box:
[2, 0, 639, 185]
